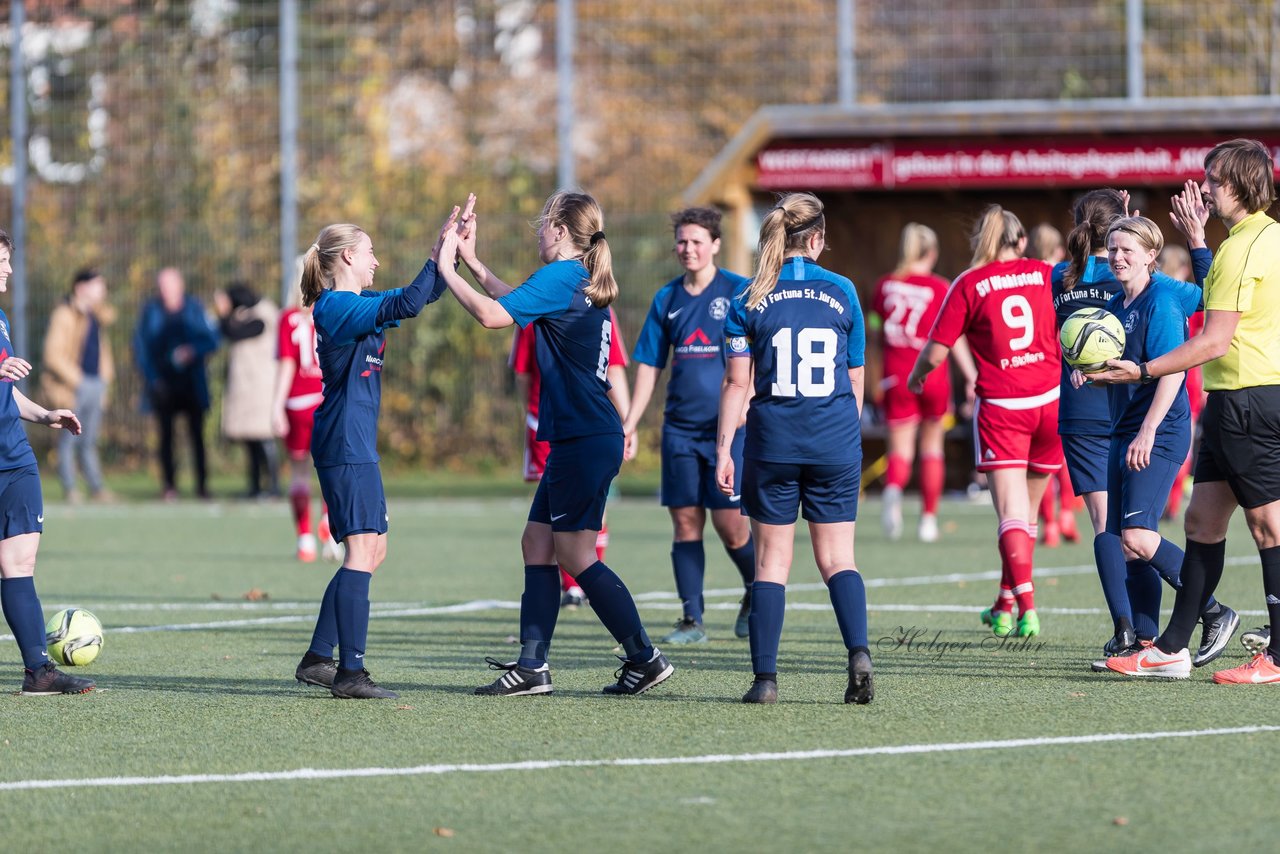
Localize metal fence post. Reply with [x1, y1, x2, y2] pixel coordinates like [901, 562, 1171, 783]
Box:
[838, 0, 856, 107]
[9, 0, 28, 362]
[1126, 0, 1145, 101]
[280, 0, 299, 306]
[557, 0, 575, 189]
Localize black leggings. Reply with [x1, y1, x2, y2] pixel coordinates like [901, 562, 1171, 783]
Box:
[156, 398, 208, 496]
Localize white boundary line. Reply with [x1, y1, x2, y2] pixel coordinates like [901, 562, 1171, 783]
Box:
[1, 725, 1275, 792]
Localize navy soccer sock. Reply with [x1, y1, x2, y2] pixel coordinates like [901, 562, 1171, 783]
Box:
[577, 561, 653, 663]
[1157, 539, 1224, 654]
[1, 576, 50, 671]
[671, 540, 706, 624]
[307, 571, 341, 658]
[518, 564, 560, 669]
[334, 568, 372, 672]
[827, 570, 869, 652]
[725, 539, 756, 588]
[749, 581, 786, 675]
[1144, 536, 1219, 616]
[1093, 533, 1132, 629]
[1260, 546, 1280, 664]
[1125, 561, 1162, 640]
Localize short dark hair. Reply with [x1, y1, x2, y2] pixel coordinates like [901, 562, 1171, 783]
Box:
[670, 207, 722, 241]
[72, 267, 101, 287]
[0, 228, 11, 253]
[1205, 138, 1277, 214]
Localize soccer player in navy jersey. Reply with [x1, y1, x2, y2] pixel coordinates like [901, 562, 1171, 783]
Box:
[716, 192, 872, 705]
[1054, 190, 1237, 666]
[291, 212, 457, 699]
[0, 228, 94, 695]
[622, 207, 756, 644]
[438, 191, 674, 697]
[908, 206, 1060, 640]
[1066, 217, 1232, 678]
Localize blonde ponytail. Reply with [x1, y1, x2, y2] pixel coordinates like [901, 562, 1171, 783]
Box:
[746, 192, 825, 310]
[969, 205, 1025, 268]
[301, 223, 365, 308]
[539, 190, 617, 307]
[894, 222, 937, 276]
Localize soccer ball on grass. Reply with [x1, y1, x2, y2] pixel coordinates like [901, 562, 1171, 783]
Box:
[45, 608, 103, 666]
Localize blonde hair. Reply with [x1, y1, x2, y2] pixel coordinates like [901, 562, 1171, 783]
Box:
[540, 190, 617, 307]
[746, 192, 825, 310]
[1106, 215, 1165, 274]
[969, 205, 1026, 268]
[1158, 244, 1192, 280]
[301, 224, 366, 308]
[1028, 223, 1064, 263]
[894, 223, 938, 276]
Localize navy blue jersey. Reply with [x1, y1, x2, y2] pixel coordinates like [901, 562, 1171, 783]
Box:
[1052, 251, 1208, 434]
[498, 260, 622, 443]
[1105, 280, 1191, 461]
[0, 309, 36, 471]
[632, 268, 749, 435]
[311, 260, 444, 467]
[724, 256, 865, 465]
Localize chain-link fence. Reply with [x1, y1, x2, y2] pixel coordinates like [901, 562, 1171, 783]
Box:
[1, 0, 1277, 480]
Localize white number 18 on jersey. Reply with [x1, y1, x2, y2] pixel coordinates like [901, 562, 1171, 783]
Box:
[770, 327, 837, 397]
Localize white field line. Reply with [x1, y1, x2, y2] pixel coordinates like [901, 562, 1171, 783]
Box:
[1, 725, 1275, 793]
[1, 555, 1264, 641]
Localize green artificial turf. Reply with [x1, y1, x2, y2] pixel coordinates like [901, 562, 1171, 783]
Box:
[1, 493, 1276, 851]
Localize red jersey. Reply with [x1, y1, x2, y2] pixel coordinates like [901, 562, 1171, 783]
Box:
[872, 271, 950, 378]
[510, 307, 628, 419]
[929, 258, 1060, 400]
[277, 307, 324, 408]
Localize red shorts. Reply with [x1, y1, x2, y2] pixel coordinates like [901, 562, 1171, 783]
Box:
[285, 406, 318, 459]
[973, 394, 1062, 473]
[524, 426, 550, 482]
[881, 369, 950, 428]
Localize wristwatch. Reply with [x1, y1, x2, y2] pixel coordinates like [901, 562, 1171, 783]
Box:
[1138, 362, 1154, 384]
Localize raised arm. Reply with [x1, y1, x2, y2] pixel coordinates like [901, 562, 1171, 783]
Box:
[455, 196, 516, 299]
[437, 226, 515, 329]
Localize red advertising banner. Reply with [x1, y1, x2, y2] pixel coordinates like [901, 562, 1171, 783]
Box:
[756, 138, 1280, 190]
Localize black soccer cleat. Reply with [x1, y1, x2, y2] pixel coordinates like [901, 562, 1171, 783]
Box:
[1102, 626, 1138, 657]
[602, 649, 674, 695]
[21, 663, 95, 696]
[295, 651, 338, 689]
[742, 676, 778, 704]
[845, 650, 874, 705]
[474, 657, 553, 696]
[330, 667, 399, 700]
[734, 592, 752, 639]
[1241, 624, 1271, 656]
[1193, 604, 1240, 667]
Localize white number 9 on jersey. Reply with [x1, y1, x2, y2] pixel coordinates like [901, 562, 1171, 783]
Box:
[770, 327, 837, 397]
[1001, 294, 1035, 351]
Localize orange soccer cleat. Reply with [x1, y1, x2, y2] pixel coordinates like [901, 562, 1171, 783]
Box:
[1211, 653, 1280, 685]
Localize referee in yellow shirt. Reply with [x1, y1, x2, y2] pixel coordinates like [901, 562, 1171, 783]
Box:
[1092, 138, 1280, 683]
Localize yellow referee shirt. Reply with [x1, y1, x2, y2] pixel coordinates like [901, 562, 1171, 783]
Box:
[1202, 210, 1280, 390]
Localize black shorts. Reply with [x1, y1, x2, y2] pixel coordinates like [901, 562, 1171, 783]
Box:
[1195, 386, 1280, 509]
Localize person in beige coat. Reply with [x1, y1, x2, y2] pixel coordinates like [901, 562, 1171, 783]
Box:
[41, 269, 115, 502]
[214, 282, 280, 498]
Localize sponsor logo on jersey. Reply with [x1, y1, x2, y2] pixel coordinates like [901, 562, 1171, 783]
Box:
[675, 327, 719, 358]
[709, 297, 729, 321]
[361, 339, 387, 377]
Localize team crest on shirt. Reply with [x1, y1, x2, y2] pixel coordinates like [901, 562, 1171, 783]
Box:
[728, 336, 748, 353]
[1124, 310, 1139, 333]
[709, 297, 729, 321]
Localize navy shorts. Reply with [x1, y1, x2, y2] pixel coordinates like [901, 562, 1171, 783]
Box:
[1061, 432, 1110, 495]
[529, 432, 622, 532]
[316, 463, 388, 541]
[1195, 387, 1280, 509]
[0, 464, 43, 540]
[1105, 437, 1183, 533]
[742, 459, 860, 525]
[661, 427, 743, 511]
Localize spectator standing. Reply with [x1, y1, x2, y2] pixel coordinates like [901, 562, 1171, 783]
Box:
[215, 282, 281, 499]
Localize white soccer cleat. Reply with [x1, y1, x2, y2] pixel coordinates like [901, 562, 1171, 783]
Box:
[1104, 644, 1192, 679]
[296, 533, 318, 563]
[881, 485, 904, 541]
[918, 513, 939, 543]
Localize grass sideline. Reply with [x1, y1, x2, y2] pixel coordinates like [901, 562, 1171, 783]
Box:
[2, 492, 1277, 851]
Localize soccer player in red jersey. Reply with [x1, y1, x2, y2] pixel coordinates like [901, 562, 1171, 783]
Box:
[510, 310, 630, 607]
[908, 205, 1063, 638]
[271, 261, 338, 563]
[870, 223, 974, 543]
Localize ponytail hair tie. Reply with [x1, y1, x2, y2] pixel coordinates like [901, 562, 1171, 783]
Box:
[308, 243, 320, 254]
[590, 231, 606, 246]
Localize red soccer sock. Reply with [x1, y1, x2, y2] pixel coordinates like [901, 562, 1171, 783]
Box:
[998, 520, 1036, 614]
[1037, 485, 1055, 524]
[559, 567, 577, 592]
[919, 453, 944, 516]
[885, 454, 911, 490]
[289, 486, 311, 536]
[595, 522, 609, 563]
